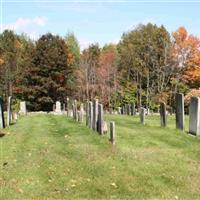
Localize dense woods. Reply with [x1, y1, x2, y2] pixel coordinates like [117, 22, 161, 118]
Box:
[0, 23, 200, 111]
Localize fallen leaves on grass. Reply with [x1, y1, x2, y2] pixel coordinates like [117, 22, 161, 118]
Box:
[110, 182, 118, 188]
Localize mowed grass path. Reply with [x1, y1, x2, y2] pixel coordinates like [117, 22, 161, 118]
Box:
[1, 114, 200, 199]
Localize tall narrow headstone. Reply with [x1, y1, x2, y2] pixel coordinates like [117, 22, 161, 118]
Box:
[20, 101, 27, 115]
[97, 104, 104, 135]
[73, 100, 77, 120]
[86, 101, 89, 126]
[53, 104, 55, 112]
[117, 107, 121, 115]
[189, 97, 200, 136]
[0, 97, 5, 128]
[175, 93, 184, 131]
[140, 107, 145, 125]
[55, 101, 61, 113]
[160, 102, 167, 127]
[7, 96, 12, 126]
[110, 121, 115, 145]
[89, 101, 93, 129]
[127, 104, 131, 115]
[92, 99, 98, 131]
[131, 102, 136, 116]
[66, 97, 69, 116]
[80, 103, 84, 123]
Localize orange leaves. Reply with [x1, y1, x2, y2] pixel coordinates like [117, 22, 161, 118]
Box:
[172, 27, 200, 87]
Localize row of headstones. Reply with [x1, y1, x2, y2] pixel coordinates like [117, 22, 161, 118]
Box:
[118, 103, 136, 115]
[67, 99, 115, 145]
[139, 93, 200, 136]
[0, 97, 27, 129]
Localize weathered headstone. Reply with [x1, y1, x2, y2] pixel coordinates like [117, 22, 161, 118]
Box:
[175, 93, 184, 131]
[53, 104, 55, 112]
[80, 103, 84, 123]
[55, 101, 61, 113]
[20, 101, 27, 115]
[97, 104, 104, 135]
[7, 96, 12, 126]
[140, 107, 145, 125]
[0, 97, 5, 128]
[72, 104, 75, 118]
[92, 99, 98, 131]
[160, 102, 167, 127]
[110, 121, 115, 145]
[117, 107, 121, 115]
[103, 121, 108, 134]
[86, 101, 89, 126]
[66, 97, 69, 116]
[77, 111, 81, 122]
[72, 100, 77, 120]
[131, 102, 136, 116]
[89, 101, 93, 129]
[189, 97, 200, 136]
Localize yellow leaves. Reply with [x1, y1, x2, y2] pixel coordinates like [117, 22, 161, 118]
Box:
[110, 182, 118, 189]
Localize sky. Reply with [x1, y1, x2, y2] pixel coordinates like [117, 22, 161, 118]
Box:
[1, 0, 200, 50]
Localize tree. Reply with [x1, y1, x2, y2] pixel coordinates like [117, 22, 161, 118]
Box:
[118, 23, 173, 109]
[0, 30, 21, 99]
[172, 27, 200, 88]
[23, 33, 71, 111]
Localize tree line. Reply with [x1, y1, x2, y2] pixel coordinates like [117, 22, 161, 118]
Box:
[0, 23, 200, 111]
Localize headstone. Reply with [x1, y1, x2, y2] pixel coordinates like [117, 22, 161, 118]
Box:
[20, 101, 27, 115]
[55, 101, 61, 113]
[66, 97, 69, 116]
[175, 93, 184, 131]
[110, 121, 115, 145]
[80, 103, 84, 123]
[0, 97, 5, 128]
[86, 102, 89, 126]
[97, 104, 104, 135]
[89, 101, 93, 129]
[131, 103, 136, 116]
[117, 107, 121, 115]
[160, 102, 167, 127]
[53, 104, 55, 112]
[189, 97, 200, 136]
[92, 99, 98, 131]
[72, 104, 75, 118]
[73, 100, 77, 120]
[103, 121, 108, 134]
[127, 104, 131, 115]
[13, 112, 18, 121]
[140, 107, 145, 125]
[7, 96, 12, 126]
[77, 111, 81, 122]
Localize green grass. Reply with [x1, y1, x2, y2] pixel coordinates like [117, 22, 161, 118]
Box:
[1, 114, 200, 199]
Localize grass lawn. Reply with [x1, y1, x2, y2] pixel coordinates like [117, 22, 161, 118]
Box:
[1, 113, 200, 199]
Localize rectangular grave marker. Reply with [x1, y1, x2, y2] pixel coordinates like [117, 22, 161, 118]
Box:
[175, 93, 185, 131]
[189, 96, 200, 136]
[0, 97, 5, 128]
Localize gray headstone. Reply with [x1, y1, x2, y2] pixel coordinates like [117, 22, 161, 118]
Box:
[110, 121, 115, 145]
[131, 103, 136, 116]
[53, 104, 55, 111]
[7, 96, 12, 126]
[89, 101, 93, 129]
[73, 100, 77, 120]
[92, 99, 98, 131]
[175, 93, 184, 131]
[140, 107, 145, 125]
[189, 96, 200, 136]
[86, 101, 89, 126]
[55, 101, 61, 113]
[97, 104, 104, 135]
[80, 103, 84, 123]
[160, 102, 167, 127]
[0, 97, 5, 128]
[66, 97, 69, 116]
[117, 107, 121, 115]
[20, 101, 27, 115]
